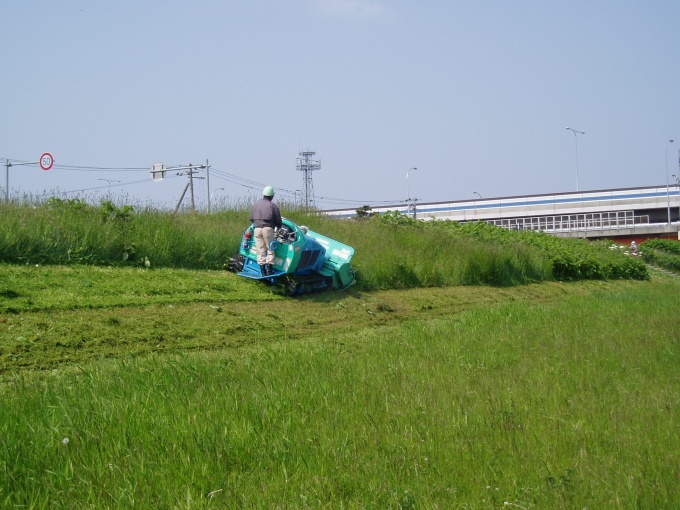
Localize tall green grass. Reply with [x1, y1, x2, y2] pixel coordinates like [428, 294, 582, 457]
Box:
[2, 280, 677, 508]
[441, 218, 649, 280]
[287, 210, 552, 289]
[0, 199, 646, 290]
[0, 199, 248, 269]
[641, 238, 680, 272]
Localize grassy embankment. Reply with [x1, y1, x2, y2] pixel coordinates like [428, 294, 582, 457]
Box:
[1, 269, 678, 509]
[641, 238, 680, 272]
[1, 199, 675, 508]
[0, 198, 647, 288]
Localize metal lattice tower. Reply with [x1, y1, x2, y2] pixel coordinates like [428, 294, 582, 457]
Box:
[296, 150, 321, 209]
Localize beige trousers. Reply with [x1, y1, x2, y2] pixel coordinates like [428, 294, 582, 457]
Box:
[254, 227, 275, 265]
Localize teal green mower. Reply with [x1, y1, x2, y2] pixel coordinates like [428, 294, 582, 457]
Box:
[227, 218, 356, 296]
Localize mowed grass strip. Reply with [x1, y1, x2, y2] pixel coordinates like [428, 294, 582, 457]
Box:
[0, 263, 278, 313]
[2, 261, 611, 374]
[1, 278, 678, 509]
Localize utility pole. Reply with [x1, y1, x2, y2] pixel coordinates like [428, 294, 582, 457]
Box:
[151, 162, 206, 213]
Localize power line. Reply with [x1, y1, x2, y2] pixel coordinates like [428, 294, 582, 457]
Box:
[0, 157, 148, 172]
[56, 166, 148, 172]
[37, 174, 183, 198]
[3, 156, 406, 208]
[209, 167, 302, 200]
[210, 167, 403, 206]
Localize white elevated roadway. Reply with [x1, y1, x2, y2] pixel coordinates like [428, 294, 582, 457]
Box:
[324, 185, 680, 241]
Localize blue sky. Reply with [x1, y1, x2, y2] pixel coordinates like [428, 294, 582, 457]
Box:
[2, 0, 679, 210]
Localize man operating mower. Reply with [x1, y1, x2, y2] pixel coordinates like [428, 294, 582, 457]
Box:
[249, 185, 282, 276]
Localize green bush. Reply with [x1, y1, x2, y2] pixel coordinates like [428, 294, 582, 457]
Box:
[443, 220, 648, 281]
[641, 239, 680, 272]
[641, 238, 680, 255]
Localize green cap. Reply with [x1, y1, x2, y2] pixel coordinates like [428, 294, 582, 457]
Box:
[263, 185, 275, 197]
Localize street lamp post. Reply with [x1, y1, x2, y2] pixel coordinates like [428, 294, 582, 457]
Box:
[566, 127, 585, 192]
[5, 159, 42, 202]
[406, 167, 417, 218]
[210, 187, 224, 201]
[98, 178, 120, 198]
[472, 192, 482, 220]
[209, 188, 225, 212]
[674, 173, 680, 226]
[665, 139, 675, 224]
[4, 159, 9, 202]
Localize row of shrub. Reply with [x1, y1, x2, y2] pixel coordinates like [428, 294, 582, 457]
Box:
[641, 239, 680, 272]
[301, 210, 553, 289]
[446, 219, 650, 281]
[373, 211, 649, 281]
[0, 199, 649, 289]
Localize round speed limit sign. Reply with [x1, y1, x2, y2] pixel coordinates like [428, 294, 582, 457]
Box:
[40, 152, 54, 171]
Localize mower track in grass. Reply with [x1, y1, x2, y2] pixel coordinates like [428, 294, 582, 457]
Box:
[0, 263, 654, 375]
